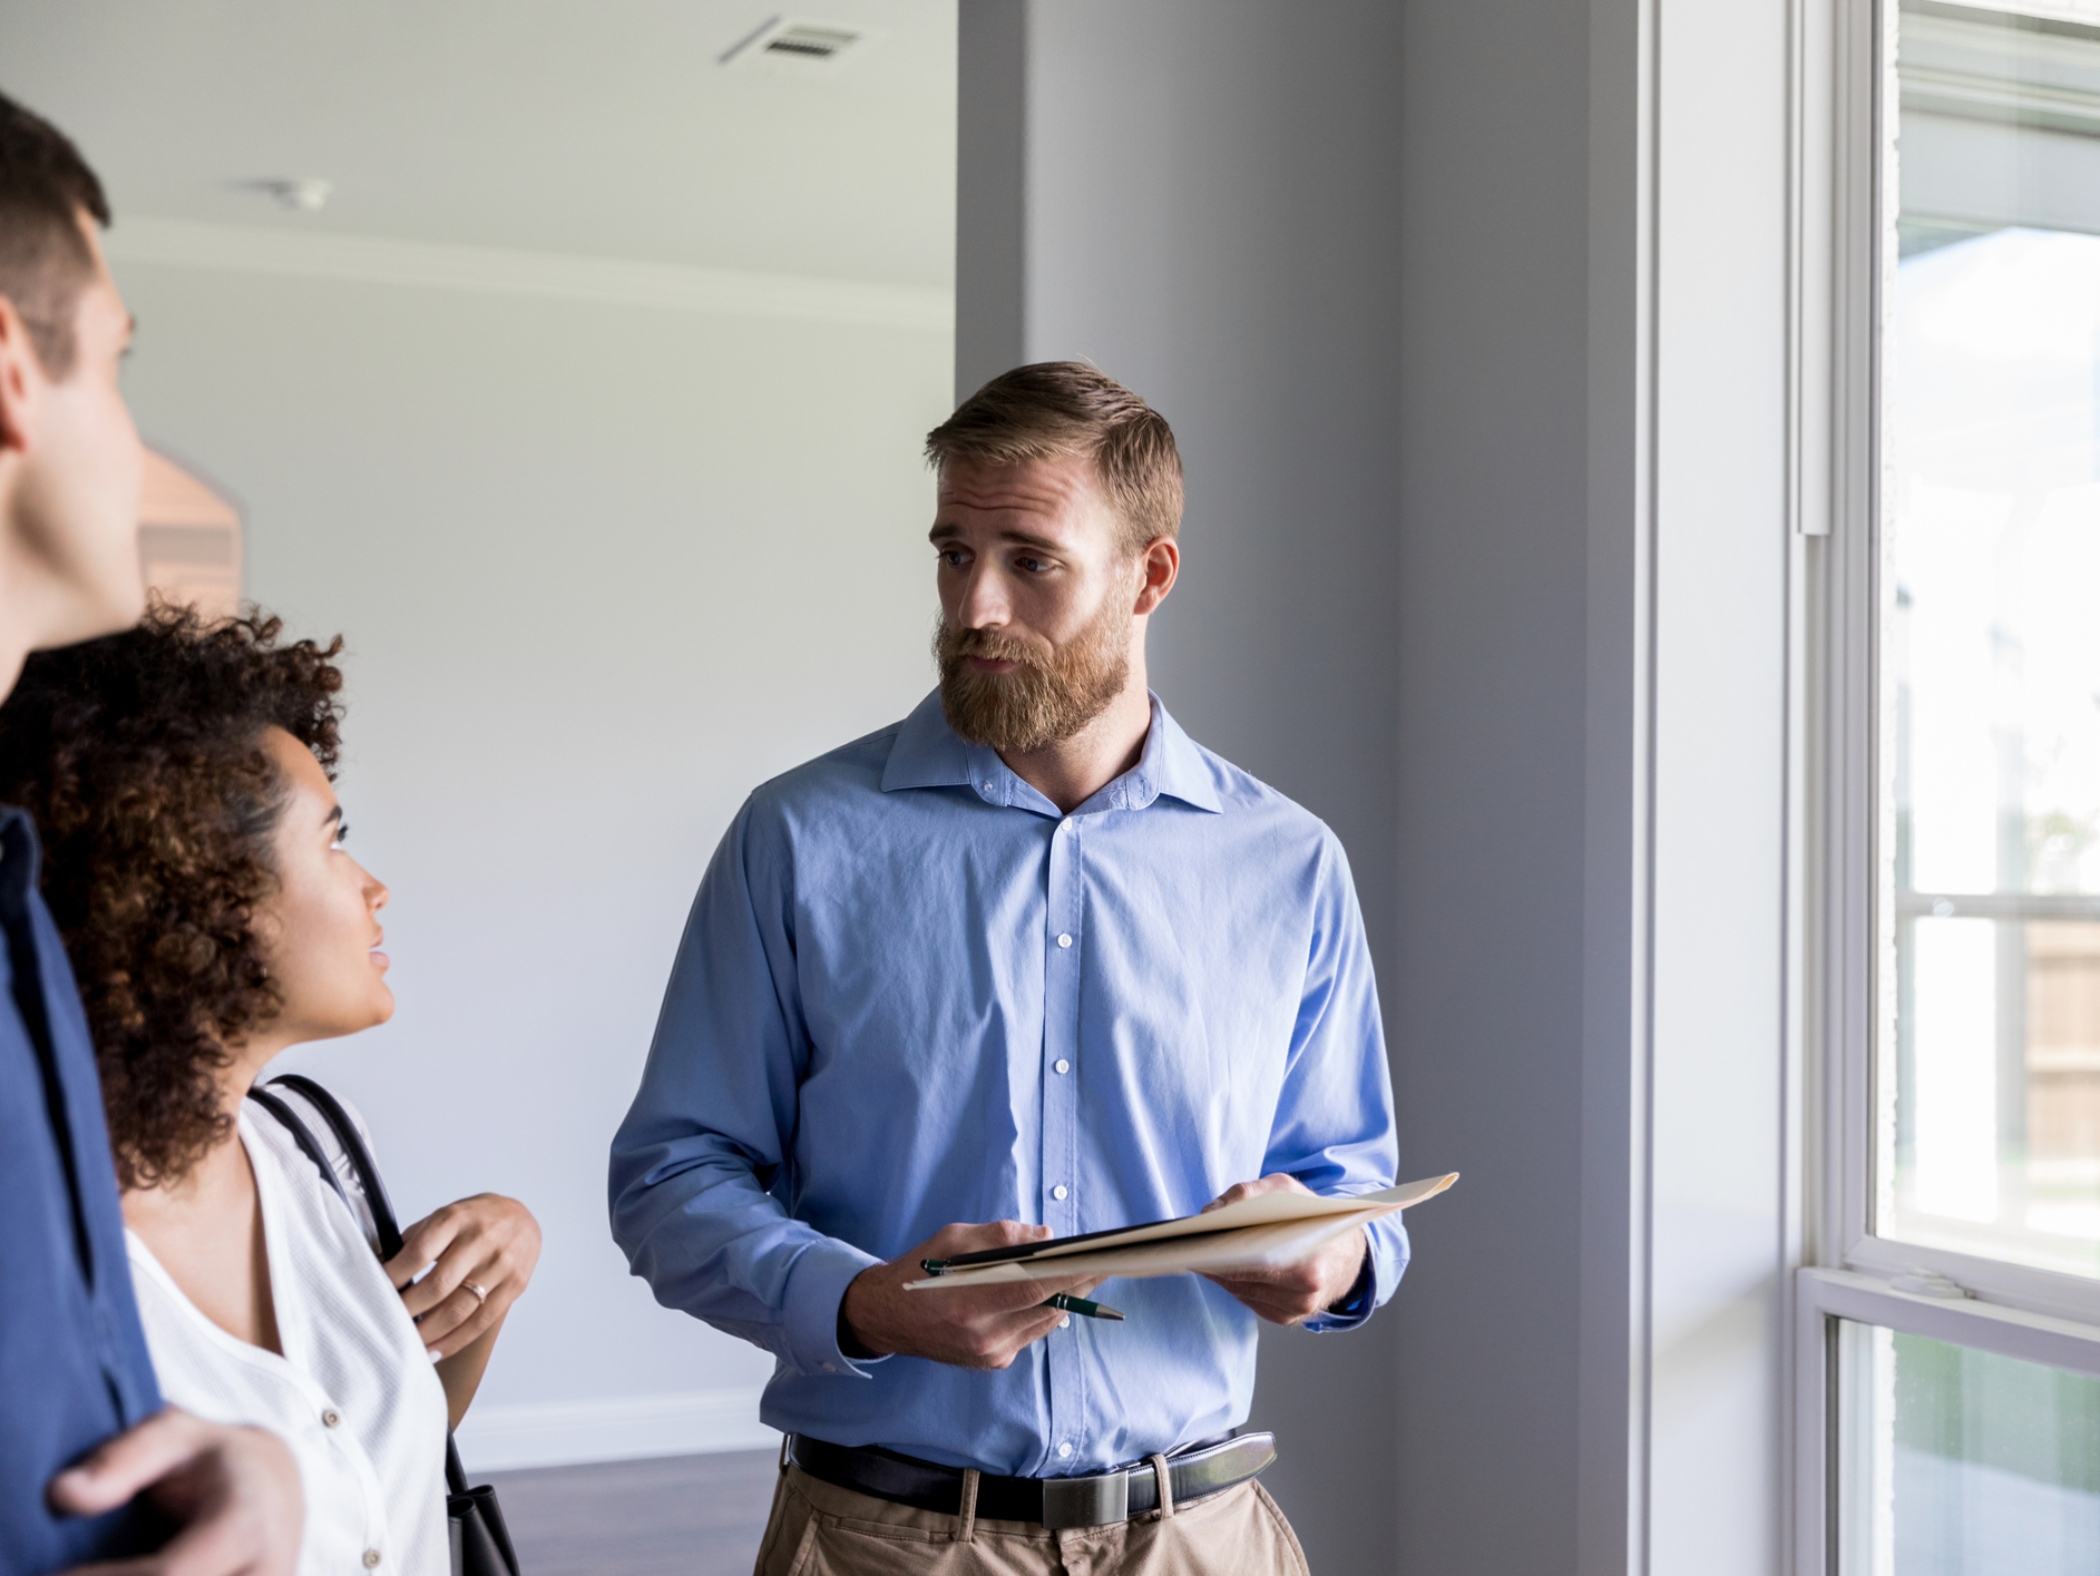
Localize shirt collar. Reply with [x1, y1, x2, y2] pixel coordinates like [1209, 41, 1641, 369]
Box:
[880, 690, 976, 793]
[881, 689, 1223, 816]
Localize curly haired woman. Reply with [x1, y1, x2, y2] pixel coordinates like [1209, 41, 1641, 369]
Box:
[0, 604, 540, 1576]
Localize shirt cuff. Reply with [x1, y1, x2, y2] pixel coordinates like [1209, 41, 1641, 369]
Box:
[1303, 1215, 1410, 1333]
[780, 1236, 887, 1378]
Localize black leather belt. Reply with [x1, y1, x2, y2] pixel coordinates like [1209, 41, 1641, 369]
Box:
[787, 1432, 1277, 1531]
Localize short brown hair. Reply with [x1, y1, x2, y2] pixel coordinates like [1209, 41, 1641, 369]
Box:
[0, 604, 345, 1189]
[926, 362, 1184, 552]
[0, 92, 111, 378]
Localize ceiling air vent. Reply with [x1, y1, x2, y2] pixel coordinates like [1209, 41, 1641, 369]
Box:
[764, 23, 857, 60]
[722, 16, 869, 71]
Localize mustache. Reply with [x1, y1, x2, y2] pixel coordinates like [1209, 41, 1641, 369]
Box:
[936, 623, 1049, 668]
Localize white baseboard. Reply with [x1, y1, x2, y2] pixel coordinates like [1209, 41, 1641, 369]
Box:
[453, 1386, 779, 1472]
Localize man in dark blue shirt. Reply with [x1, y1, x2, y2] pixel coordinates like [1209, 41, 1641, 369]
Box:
[0, 93, 300, 1575]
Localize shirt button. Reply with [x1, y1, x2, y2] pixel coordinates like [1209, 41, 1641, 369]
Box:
[363, 1552, 382, 1569]
[1057, 933, 1072, 949]
[321, 1409, 341, 1429]
[1052, 1184, 1069, 1201]
[822, 1363, 837, 1374]
[1053, 1059, 1070, 1075]
[1059, 1315, 1072, 1329]
[1057, 1441, 1074, 1459]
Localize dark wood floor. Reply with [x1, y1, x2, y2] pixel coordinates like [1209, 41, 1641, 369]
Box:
[484, 1449, 781, 1576]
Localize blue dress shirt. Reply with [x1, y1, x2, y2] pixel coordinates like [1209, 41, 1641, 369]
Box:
[0, 807, 164, 1573]
[609, 692, 1405, 1476]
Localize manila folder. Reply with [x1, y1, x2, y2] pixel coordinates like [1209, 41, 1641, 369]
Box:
[904, 1172, 1458, 1290]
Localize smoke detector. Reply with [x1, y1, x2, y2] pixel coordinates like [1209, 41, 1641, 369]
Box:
[721, 16, 869, 71]
[243, 178, 332, 212]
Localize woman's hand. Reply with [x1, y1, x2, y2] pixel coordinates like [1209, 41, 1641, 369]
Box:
[386, 1193, 540, 1360]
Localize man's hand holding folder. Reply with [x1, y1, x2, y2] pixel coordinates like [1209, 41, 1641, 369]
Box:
[837, 1173, 1456, 1363]
[839, 1219, 1108, 1370]
[903, 1172, 1460, 1327]
[1196, 1175, 1378, 1325]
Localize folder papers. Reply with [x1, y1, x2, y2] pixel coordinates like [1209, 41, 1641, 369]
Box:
[905, 1172, 1459, 1290]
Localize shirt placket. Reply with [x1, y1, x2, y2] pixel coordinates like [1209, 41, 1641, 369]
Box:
[1041, 813, 1085, 1472]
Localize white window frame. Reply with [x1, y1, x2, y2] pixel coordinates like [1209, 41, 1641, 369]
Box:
[1790, 0, 2100, 1569]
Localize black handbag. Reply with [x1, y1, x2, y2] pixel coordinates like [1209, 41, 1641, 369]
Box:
[248, 1074, 522, 1576]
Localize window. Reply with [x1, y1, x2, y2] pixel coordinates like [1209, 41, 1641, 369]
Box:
[1800, 2, 2100, 1571]
[1834, 1324, 2100, 1571]
[1881, 0, 2100, 1282]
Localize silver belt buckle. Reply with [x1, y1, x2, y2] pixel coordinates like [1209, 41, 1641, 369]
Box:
[1041, 1468, 1131, 1529]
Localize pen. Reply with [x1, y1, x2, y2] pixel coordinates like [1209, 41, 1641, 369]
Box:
[1043, 1291, 1124, 1321]
[916, 1261, 1123, 1320]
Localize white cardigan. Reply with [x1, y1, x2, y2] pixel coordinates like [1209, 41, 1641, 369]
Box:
[127, 1098, 449, 1576]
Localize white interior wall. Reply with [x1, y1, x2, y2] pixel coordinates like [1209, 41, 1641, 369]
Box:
[3, 0, 961, 1471]
[1647, 0, 1792, 1566]
[107, 253, 956, 1468]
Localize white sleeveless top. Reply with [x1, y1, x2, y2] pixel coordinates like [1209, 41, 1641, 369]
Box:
[126, 1097, 450, 1576]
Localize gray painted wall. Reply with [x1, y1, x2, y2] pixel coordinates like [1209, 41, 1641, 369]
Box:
[960, 2, 1797, 1573]
[957, 5, 1406, 1569]
[1394, 0, 1604, 1565]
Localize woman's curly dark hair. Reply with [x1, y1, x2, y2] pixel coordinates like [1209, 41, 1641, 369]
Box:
[0, 603, 346, 1189]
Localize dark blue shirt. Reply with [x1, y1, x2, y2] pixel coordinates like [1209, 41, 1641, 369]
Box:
[0, 807, 163, 1574]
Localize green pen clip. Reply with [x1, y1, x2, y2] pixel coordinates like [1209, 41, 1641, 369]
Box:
[1043, 1291, 1125, 1321]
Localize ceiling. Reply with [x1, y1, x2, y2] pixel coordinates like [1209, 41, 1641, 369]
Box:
[0, 0, 956, 289]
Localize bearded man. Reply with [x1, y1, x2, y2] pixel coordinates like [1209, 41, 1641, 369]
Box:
[610, 363, 1405, 1575]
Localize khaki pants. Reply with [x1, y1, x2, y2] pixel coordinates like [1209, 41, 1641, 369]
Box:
[752, 1463, 1312, 1576]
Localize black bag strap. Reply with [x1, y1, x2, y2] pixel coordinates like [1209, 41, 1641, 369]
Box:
[267, 1073, 404, 1259]
[245, 1083, 353, 1213]
[243, 1076, 518, 1574]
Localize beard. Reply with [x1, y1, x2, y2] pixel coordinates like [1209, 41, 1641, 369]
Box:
[935, 598, 1133, 754]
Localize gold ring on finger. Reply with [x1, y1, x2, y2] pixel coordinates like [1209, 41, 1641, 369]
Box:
[462, 1280, 489, 1305]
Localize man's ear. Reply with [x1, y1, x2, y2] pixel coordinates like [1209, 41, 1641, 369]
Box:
[1133, 536, 1180, 616]
[0, 298, 43, 459]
